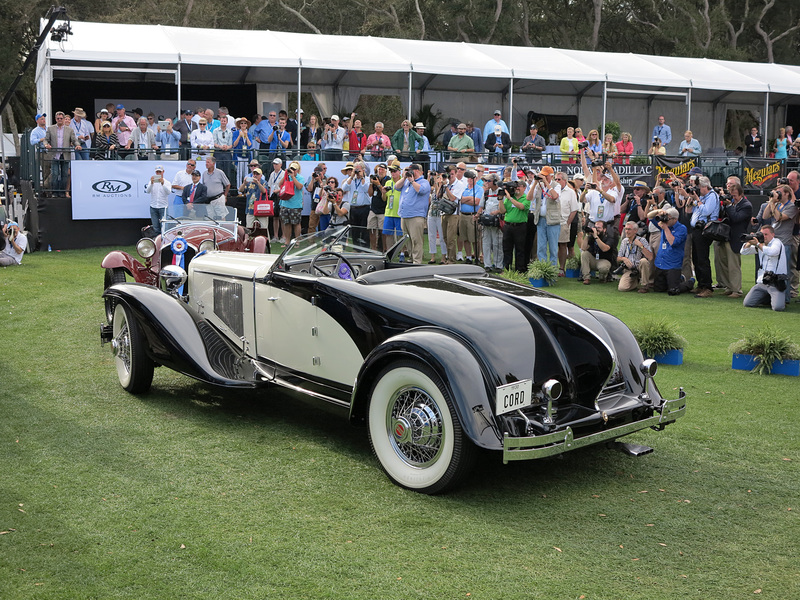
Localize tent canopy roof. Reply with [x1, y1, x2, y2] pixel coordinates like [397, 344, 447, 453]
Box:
[43, 20, 800, 101]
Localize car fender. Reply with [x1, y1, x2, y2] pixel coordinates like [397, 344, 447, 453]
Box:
[101, 250, 146, 276]
[104, 283, 257, 388]
[350, 327, 503, 450]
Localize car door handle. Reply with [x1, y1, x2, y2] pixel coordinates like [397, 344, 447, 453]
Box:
[267, 296, 278, 302]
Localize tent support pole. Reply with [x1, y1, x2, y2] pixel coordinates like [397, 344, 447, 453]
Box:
[407, 71, 412, 122]
[177, 60, 182, 121]
[764, 91, 770, 157]
[297, 64, 302, 154]
[508, 76, 514, 139]
[687, 87, 692, 133]
[601, 80, 607, 140]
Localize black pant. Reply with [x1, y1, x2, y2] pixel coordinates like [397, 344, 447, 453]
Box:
[653, 266, 693, 295]
[523, 212, 537, 262]
[503, 222, 528, 272]
[349, 205, 370, 247]
[691, 227, 713, 290]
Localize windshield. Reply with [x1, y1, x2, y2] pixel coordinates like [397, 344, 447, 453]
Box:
[162, 205, 238, 235]
[280, 226, 384, 262]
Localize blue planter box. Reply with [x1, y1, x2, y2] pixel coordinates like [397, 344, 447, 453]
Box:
[529, 277, 550, 287]
[654, 349, 683, 365]
[732, 353, 800, 376]
[565, 268, 580, 278]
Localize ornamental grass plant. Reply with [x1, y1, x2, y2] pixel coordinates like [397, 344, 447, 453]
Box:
[526, 259, 559, 286]
[631, 318, 687, 358]
[728, 324, 800, 375]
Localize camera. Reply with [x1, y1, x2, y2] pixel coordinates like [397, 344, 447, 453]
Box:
[686, 186, 699, 195]
[323, 185, 334, 194]
[577, 140, 589, 150]
[625, 193, 635, 202]
[587, 182, 597, 189]
[497, 181, 517, 197]
[719, 192, 733, 204]
[669, 180, 680, 188]
[273, 125, 278, 131]
[771, 189, 783, 201]
[741, 231, 765, 244]
[590, 158, 604, 168]
[762, 271, 780, 287]
[778, 176, 789, 185]
[582, 224, 595, 234]
[657, 212, 671, 223]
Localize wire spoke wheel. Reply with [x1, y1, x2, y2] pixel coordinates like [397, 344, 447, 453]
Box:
[111, 303, 154, 394]
[368, 360, 475, 494]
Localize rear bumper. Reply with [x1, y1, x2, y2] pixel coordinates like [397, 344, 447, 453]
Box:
[502, 388, 686, 462]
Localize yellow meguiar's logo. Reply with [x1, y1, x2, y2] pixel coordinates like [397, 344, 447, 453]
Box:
[744, 162, 781, 187]
[655, 159, 696, 177]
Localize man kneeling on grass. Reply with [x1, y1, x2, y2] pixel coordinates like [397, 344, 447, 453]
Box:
[0, 221, 27, 266]
[616, 221, 653, 293]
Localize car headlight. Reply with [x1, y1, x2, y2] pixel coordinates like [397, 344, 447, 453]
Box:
[159, 264, 187, 295]
[136, 238, 157, 259]
[198, 239, 217, 254]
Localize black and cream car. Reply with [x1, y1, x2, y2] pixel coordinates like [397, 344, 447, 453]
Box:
[101, 226, 685, 493]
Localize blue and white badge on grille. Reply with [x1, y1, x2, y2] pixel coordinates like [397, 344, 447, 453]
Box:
[495, 379, 533, 416]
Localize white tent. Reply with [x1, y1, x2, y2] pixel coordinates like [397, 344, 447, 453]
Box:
[38, 20, 800, 152]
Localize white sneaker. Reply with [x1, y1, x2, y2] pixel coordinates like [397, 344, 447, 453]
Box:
[457, 252, 463, 261]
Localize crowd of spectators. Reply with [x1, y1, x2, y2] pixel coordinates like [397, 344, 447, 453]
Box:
[21, 104, 799, 307]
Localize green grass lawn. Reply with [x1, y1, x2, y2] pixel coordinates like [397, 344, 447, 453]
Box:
[1, 248, 798, 599]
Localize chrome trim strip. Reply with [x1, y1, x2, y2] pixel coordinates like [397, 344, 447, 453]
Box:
[272, 376, 351, 409]
[502, 390, 686, 463]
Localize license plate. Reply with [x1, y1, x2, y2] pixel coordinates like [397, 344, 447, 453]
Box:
[495, 379, 533, 416]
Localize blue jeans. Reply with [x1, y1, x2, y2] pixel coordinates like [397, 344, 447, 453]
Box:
[537, 219, 559, 267]
[75, 149, 90, 160]
[52, 158, 69, 193]
[150, 206, 166, 234]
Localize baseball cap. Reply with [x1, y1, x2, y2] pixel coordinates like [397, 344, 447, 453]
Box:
[116, 104, 125, 110]
[572, 173, 585, 181]
[155, 165, 164, 172]
[494, 110, 502, 115]
[540, 165, 555, 176]
[36, 113, 47, 120]
[272, 158, 283, 165]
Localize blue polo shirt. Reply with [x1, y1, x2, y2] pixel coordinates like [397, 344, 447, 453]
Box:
[654, 222, 688, 270]
[398, 176, 431, 218]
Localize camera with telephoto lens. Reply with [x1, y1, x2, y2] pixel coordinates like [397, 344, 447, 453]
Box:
[273, 125, 278, 131]
[686, 186, 699, 195]
[778, 176, 789, 185]
[762, 271, 780, 287]
[590, 158, 604, 168]
[741, 231, 765, 244]
[771, 189, 783, 201]
[323, 185, 335, 194]
[582, 224, 595, 234]
[577, 140, 589, 150]
[656, 212, 671, 223]
[719, 191, 733, 204]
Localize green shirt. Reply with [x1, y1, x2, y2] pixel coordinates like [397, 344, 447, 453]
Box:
[448, 134, 474, 159]
[503, 194, 530, 223]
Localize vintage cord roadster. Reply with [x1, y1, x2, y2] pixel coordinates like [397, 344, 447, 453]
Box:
[101, 226, 685, 494]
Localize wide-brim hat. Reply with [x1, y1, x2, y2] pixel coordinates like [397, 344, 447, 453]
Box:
[341, 161, 354, 174]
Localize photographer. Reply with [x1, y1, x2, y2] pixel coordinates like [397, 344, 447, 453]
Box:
[761, 184, 798, 305]
[366, 164, 389, 250]
[650, 207, 694, 295]
[648, 137, 666, 156]
[1, 222, 27, 266]
[322, 115, 346, 161]
[383, 163, 404, 249]
[522, 124, 545, 163]
[669, 171, 698, 282]
[579, 152, 621, 225]
[685, 176, 719, 297]
[396, 163, 432, 264]
[145, 165, 171, 235]
[502, 179, 531, 272]
[342, 162, 371, 247]
[238, 166, 266, 229]
[442, 162, 467, 263]
[279, 161, 305, 244]
[579, 219, 618, 284]
[528, 166, 561, 267]
[477, 173, 505, 272]
[323, 188, 349, 228]
[616, 221, 653, 292]
[741, 225, 788, 311]
[458, 170, 482, 263]
[305, 165, 326, 232]
[714, 179, 752, 298]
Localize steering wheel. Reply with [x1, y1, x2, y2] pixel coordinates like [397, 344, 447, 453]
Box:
[310, 251, 356, 280]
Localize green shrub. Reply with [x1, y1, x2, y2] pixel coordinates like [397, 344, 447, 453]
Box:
[631, 318, 686, 357]
[729, 325, 800, 375]
[526, 259, 559, 285]
[565, 251, 580, 271]
[497, 268, 531, 285]
[596, 121, 621, 142]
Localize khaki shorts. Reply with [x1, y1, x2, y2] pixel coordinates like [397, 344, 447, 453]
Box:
[559, 223, 570, 243]
[458, 213, 477, 243]
[367, 211, 385, 230]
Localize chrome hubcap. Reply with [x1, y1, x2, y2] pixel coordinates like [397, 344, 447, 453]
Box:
[387, 386, 444, 467]
[113, 320, 131, 375]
